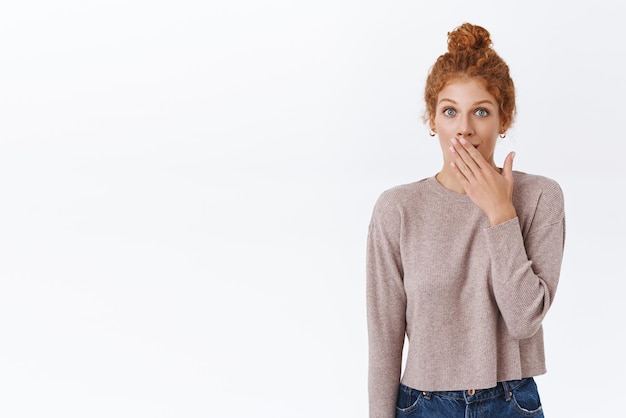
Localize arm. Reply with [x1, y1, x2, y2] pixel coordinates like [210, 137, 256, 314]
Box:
[366, 194, 406, 418]
[484, 182, 565, 339]
[447, 137, 565, 339]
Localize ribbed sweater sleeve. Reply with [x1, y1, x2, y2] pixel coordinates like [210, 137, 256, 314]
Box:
[366, 190, 406, 418]
[484, 179, 565, 339]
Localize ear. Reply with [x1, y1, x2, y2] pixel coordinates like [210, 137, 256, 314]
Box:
[429, 117, 436, 132]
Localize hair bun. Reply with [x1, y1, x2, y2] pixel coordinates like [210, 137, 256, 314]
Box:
[447, 23, 492, 53]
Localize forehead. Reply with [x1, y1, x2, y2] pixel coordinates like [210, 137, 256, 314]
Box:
[437, 79, 497, 105]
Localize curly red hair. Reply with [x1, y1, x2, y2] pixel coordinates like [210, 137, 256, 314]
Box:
[424, 23, 516, 130]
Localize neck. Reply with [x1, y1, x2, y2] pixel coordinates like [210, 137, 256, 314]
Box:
[435, 170, 466, 194]
[435, 162, 502, 194]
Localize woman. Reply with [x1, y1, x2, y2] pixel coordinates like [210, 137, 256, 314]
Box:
[366, 23, 565, 418]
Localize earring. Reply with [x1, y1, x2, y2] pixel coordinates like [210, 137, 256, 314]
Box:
[429, 129, 436, 137]
[499, 130, 506, 139]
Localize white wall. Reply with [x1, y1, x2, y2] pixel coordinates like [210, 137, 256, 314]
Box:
[1, 1, 623, 417]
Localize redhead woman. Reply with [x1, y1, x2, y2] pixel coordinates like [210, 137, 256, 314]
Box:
[366, 23, 565, 418]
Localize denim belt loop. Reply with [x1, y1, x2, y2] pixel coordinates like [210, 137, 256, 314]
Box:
[501, 380, 512, 402]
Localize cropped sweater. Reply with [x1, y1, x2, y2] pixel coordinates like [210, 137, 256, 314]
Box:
[366, 171, 565, 418]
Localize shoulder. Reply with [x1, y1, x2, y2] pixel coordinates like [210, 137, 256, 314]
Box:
[513, 171, 563, 201]
[367, 178, 432, 234]
[513, 171, 564, 223]
[513, 171, 563, 194]
[371, 178, 431, 216]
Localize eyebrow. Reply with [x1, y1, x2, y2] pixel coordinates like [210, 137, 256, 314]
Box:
[438, 98, 496, 106]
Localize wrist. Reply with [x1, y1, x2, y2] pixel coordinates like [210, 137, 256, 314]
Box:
[488, 205, 517, 226]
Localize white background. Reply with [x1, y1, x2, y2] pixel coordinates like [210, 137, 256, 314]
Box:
[1, 1, 624, 417]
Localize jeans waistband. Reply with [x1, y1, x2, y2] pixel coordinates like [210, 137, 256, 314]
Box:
[400, 377, 531, 403]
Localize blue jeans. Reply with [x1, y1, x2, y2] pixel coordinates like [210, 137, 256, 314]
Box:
[395, 377, 544, 417]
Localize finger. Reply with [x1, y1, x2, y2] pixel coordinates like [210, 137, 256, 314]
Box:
[449, 138, 478, 179]
[449, 144, 475, 181]
[458, 137, 487, 169]
[450, 161, 471, 189]
[501, 151, 515, 181]
[451, 137, 481, 173]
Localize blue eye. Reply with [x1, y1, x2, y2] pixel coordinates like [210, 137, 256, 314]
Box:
[475, 108, 489, 117]
[443, 108, 456, 116]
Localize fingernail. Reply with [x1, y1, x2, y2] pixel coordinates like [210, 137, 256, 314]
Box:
[451, 137, 458, 144]
[449, 146, 455, 153]
[459, 137, 467, 145]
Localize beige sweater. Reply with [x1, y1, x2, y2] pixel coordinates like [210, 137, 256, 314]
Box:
[366, 171, 565, 418]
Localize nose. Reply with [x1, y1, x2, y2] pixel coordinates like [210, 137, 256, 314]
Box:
[457, 114, 474, 138]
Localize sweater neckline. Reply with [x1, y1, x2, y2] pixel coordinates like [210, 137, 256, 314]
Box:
[426, 175, 474, 203]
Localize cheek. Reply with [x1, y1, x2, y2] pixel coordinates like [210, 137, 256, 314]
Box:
[433, 119, 451, 136]
[438, 139, 453, 159]
[479, 139, 498, 157]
